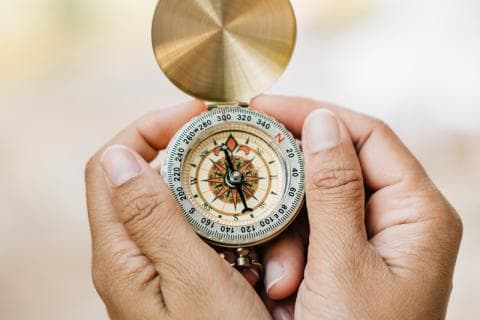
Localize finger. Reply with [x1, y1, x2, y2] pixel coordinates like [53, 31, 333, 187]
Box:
[263, 228, 305, 300]
[101, 145, 269, 318]
[242, 268, 261, 287]
[271, 301, 295, 320]
[100, 145, 210, 276]
[85, 101, 205, 303]
[263, 293, 295, 320]
[86, 101, 205, 246]
[251, 94, 426, 191]
[302, 109, 367, 265]
[105, 100, 206, 161]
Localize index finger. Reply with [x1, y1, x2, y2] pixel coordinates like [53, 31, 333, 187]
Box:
[95, 100, 206, 163]
[251, 94, 426, 191]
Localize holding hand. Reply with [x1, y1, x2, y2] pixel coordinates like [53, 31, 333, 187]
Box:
[253, 95, 463, 319]
[85, 101, 270, 320]
[85, 95, 462, 320]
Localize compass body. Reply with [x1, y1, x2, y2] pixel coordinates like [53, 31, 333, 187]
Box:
[153, 0, 304, 250]
[162, 106, 304, 247]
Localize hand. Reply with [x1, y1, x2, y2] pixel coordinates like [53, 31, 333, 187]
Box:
[85, 101, 270, 320]
[252, 95, 463, 319]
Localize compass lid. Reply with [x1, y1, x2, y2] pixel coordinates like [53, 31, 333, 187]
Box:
[152, 0, 297, 103]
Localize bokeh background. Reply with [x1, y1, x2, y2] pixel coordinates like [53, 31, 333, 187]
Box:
[1, 0, 479, 319]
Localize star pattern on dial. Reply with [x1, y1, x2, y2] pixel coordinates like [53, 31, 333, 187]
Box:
[185, 128, 283, 224]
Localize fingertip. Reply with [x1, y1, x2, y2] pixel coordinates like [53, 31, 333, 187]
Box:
[302, 108, 342, 154]
[272, 305, 294, 320]
[101, 145, 143, 187]
[263, 234, 305, 300]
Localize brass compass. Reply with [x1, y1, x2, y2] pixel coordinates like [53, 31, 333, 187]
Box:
[152, 0, 304, 272]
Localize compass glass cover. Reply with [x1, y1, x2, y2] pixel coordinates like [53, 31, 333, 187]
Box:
[163, 107, 304, 247]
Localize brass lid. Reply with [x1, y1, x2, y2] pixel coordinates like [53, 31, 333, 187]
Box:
[152, 0, 297, 102]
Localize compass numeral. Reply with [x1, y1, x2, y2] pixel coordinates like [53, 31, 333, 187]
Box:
[217, 114, 232, 122]
[292, 168, 299, 177]
[270, 175, 278, 181]
[288, 187, 297, 197]
[256, 119, 271, 129]
[202, 203, 212, 212]
[286, 148, 295, 158]
[190, 177, 198, 185]
[199, 150, 209, 160]
[275, 133, 285, 144]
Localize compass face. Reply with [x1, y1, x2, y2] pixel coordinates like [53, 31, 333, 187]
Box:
[163, 107, 304, 247]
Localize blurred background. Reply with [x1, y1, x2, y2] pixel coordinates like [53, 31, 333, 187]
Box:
[0, 0, 479, 319]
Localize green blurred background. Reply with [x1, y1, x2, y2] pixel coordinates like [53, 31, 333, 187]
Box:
[1, 0, 479, 319]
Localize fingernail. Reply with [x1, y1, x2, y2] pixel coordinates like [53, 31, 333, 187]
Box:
[304, 109, 341, 153]
[273, 306, 293, 320]
[265, 260, 285, 294]
[101, 145, 141, 186]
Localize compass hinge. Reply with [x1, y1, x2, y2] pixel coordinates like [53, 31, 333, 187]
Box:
[207, 102, 249, 111]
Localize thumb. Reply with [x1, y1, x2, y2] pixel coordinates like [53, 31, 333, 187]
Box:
[302, 109, 367, 266]
[100, 145, 208, 271]
[100, 145, 239, 307]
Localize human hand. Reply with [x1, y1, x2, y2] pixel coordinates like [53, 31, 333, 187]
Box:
[85, 101, 270, 320]
[252, 95, 463, 319]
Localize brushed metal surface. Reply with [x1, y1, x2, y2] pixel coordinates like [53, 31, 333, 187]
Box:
[152, 0, 296, 102]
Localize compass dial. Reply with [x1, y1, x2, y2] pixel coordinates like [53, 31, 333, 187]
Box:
[163, 107, 304, 247]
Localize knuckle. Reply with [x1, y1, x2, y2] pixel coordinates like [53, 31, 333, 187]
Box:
[84, 155, 99, 182]
[138, 111, 166, 135]
[92, 240, 156, 298]
[452, 212, 464, 238]
[297, 280, 328, 318]
[367, 116, 390, 133]
[432, 195, 464, 242]
[446, 208, 463, 240]
[108, 246, 154, 285]
[309, 165, 363, 197]
[91, 260, 109, 298]
[118, 184, 180, 241]
[366, 117, 398, 143]
[122, 190, 165, 230]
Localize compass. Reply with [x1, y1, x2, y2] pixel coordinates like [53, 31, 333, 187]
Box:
[152, 0, 304, 271]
